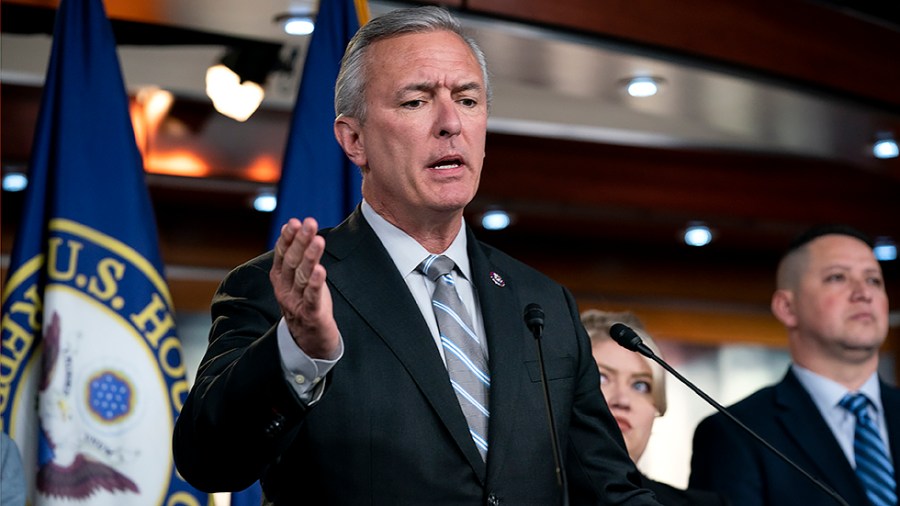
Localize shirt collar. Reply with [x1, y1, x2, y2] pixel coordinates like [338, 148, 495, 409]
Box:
[361, 200, 471, 280]
[792, 363, 883, 413]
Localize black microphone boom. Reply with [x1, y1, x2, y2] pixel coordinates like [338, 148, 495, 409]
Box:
[523, 303, 569, 506]
[608, 323, 850, 506]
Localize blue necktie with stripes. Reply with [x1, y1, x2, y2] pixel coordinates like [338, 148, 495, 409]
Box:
[840, 392, 897, 506]
[418, 254, 490, 460]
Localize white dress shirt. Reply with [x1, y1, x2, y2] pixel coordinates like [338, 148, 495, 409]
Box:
[792, 364, 890, 467]
[276, 201, 486, 402]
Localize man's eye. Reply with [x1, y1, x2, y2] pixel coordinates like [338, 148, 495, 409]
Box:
[402, 100, 424, 108]
[824, 273, 845, 283]
[459, 98, 477, 107]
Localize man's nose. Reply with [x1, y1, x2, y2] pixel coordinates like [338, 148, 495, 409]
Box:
[849, 277, 874, 302]
[435, 97, 462, 138]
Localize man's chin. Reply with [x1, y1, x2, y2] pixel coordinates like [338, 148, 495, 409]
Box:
[837, 339, 884, 361]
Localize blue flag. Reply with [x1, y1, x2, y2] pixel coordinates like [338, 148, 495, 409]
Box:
[268, 0, 370, 244]
[241, 1, 368, 503]
[0, 0, 208, 504]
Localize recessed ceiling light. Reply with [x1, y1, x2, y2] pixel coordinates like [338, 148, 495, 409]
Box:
[624, 76, 662, 98]
[274, 12, 316, 36]
[873, 138, 899, 159]
[684, 223, 712, 247]
[284, 17, 315, 36]
[874, 237, 897, 261]
[253, 191, 278, 212]
[481, 210, 511, 230]
[2, 172, 28, 192]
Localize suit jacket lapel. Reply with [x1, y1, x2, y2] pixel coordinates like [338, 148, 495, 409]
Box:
[466, 229, 526, 478]
[880, 382, 900, 491]
[323, 209, 486, 480]
[774, 370, 865, 503]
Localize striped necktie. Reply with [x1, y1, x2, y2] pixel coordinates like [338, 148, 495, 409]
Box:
[418, 254, 490, 459]
[840, 392, 897, 506]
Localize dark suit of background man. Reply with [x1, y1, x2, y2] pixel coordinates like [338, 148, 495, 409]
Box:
[173, 6, 661, 505]
[691, 225, 900, 506]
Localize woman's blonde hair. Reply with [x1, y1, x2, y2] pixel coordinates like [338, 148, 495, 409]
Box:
[580, 309, 667, 415]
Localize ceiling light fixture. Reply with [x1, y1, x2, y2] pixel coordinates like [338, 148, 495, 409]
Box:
[206, 44, 286, 122]
[253, 190, 278, 212]
[873, 138, 899, 159]
[481, 209, 511, 231]
[683, 223, 713, 247]
[274, 12, 316, 36]
[2, 172, 28, 192]
[624, 76, 663, 98]
[874, 237, 897, 261]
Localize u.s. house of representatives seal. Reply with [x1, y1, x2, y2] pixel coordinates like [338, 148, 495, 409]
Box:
[2, 218, 200, 505]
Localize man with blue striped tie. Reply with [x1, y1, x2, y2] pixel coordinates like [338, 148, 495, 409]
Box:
[174, 5, 661, 505]
[691, 224, 900, 506]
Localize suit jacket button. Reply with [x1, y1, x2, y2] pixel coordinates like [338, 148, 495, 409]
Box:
[486, 493, 500, 506]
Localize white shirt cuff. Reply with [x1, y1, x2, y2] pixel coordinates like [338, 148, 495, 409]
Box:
[277, 318, 344, 404]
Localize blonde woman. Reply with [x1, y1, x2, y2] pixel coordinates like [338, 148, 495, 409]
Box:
[582, 309, 727, 506]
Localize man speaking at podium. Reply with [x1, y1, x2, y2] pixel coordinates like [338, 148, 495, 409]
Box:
[173, 6, 660, 505]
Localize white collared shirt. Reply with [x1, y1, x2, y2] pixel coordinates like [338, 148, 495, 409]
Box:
[792, 364, 890, 467]
[276, 201, 487, 402]
[361, 201, 487, 361]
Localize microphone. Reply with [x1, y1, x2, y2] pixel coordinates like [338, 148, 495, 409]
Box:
[524, 303, 545, 338]
[524, 303, 569, 506]
[608, 323, 850, 506]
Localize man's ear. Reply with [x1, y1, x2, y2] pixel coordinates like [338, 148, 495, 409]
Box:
[334, 117, 366, 167]
[771, 289, 798, 328]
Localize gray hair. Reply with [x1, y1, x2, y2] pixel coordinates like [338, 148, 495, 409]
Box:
[334, 5, 492, 123]
[581, 309, 668, 416]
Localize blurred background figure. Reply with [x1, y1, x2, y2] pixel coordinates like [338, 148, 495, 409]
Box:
[582, 309, 728, 506]
[690, 224, 898, 506]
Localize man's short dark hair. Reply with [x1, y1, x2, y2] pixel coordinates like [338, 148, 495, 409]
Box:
[785, 224, 874, 255]
[774, 224, 876, 289]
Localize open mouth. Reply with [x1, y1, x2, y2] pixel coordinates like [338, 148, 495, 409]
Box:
[429, 157, 463, 170]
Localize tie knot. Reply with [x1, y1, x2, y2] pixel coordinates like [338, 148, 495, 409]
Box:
[840, 392, 872, 419]
[417, 254, 455, 282]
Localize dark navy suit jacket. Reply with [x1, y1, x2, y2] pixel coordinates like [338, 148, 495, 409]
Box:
[690, 368, 900, 506]
[174, 208, 660, 505]
[640, 474, 728, 506]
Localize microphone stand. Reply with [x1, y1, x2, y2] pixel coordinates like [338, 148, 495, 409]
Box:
[524, 304, 569, 506]
[609, 324, 850, 506]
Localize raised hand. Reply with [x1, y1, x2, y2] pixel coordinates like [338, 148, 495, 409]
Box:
[270, 217, 340, 359]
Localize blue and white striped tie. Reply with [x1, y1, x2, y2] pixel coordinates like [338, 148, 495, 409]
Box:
[418, 254, 490, 460]
[840, 393, 897, 506]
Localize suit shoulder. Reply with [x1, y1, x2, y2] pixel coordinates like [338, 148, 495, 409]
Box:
[475, 240, 560, 288]
[231, 250, 274, 274]
[697, 382, 779, 430]
[214, 250, 275, 300]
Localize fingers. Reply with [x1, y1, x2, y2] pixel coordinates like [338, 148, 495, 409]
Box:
[269, 218, 340, 359]
[273, 218, 302, 269]
[276, 218, 320, 287]
[270, 217, 327, 312]
[302, 264, 328, 308]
